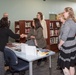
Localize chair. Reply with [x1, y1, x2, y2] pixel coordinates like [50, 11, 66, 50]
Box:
[4, 48, 29, 75]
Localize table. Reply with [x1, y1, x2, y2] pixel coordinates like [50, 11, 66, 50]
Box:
[6, 43, 55, 75]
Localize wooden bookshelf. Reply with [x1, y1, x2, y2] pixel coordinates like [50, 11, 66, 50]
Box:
[15, 20, 61, 52]
[49, 20, 61, 52]
[15, 20, 32, 43]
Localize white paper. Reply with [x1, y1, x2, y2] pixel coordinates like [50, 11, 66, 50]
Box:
[25, 45, 37, 56]
[21, 43, 37, 56]
[21, 43, 27, 53]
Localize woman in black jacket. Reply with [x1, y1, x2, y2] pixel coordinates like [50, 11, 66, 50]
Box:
[0, 18, 23, 75]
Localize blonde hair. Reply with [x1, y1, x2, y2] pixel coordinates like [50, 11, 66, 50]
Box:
[64, 7, 76, 22]
[57, 12, 65, 21]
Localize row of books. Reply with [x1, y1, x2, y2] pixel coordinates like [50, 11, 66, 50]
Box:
[16, 29, 30, 34]
[50, 30, 59, 36]
[15, 22, 31, 28]
[25, 22, 31, 27]
[50, 37, 58, 44]
[50, 22, 60, 29]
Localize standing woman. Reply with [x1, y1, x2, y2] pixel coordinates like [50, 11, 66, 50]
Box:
[0, 17, 23, 75]
[25, 18, 46, 66]
[25, 18, 46, 49]
[57, 12, 66, 44]
[58, 7, 76, 75]
[56, 13, 66, 71]
[37, 12, 47, 39]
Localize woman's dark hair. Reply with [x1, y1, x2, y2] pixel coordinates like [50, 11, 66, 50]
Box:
[37, 12, 43, 20]
[33, 18, 43, 29]
[0, 17, 8, 28]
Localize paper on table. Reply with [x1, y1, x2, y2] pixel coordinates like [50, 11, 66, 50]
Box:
[21, 43, 37, 56]
[21, 43, 27, 53]
[25, 45, 37, 56]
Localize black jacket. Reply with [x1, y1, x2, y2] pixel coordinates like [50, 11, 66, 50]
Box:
[0, 28, 20, 52]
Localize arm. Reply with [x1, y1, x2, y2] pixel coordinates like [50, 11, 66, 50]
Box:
[58, 22, 70, 49]
[61, 22, 70, 42]
[58, 40, 64, 49]
[7, 29, 20, 39]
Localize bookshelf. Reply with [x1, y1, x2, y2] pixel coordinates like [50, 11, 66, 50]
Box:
[15, 20, 32, 43]
[49, 20, 61, 52]
[15, 20, 61, 52]
[45, 20, 50, 50]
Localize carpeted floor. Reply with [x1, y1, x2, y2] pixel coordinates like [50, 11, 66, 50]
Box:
[6, 52, 66, 75]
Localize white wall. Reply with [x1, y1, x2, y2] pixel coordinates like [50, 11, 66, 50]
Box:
[0, 0, 76, 31]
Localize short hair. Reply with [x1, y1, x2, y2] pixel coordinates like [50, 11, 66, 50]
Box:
[3, 13, 8, 18]
[0, 17, 8, 28]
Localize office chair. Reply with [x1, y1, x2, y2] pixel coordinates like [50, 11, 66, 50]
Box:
[4, 48, 29, 75]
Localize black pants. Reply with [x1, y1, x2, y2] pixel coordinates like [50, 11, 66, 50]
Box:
[0, 51, 5, 75]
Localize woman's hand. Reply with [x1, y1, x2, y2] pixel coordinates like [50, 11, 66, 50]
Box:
[58, 44, 61, 49]
[24, 34, 27, 37]
[20, 34, 27, 38]
[20, 34, 25, 38]
[58, 40, 64, 49]
[30, 36, 35, 39]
